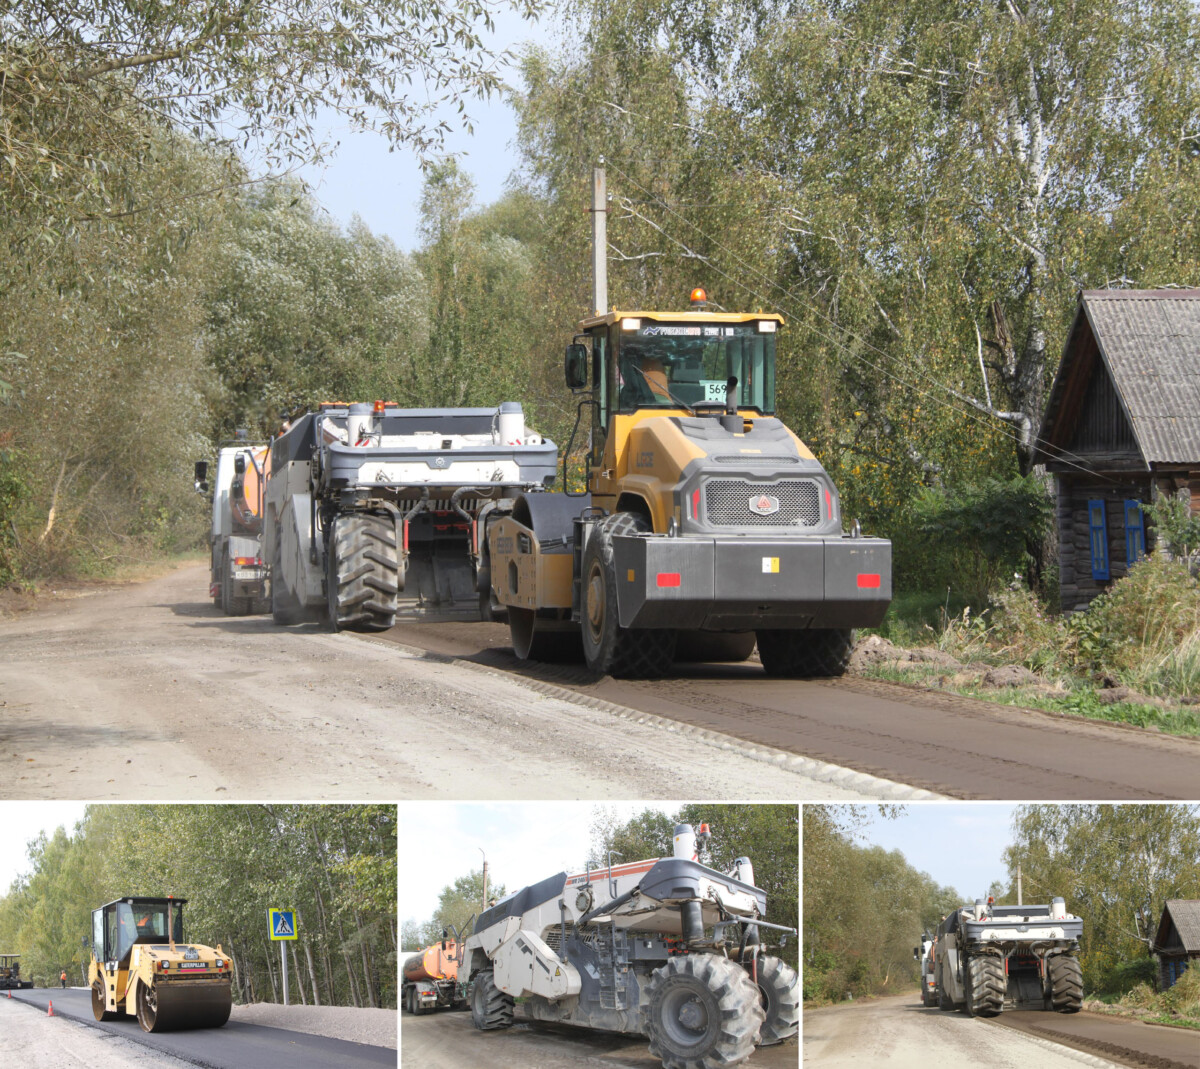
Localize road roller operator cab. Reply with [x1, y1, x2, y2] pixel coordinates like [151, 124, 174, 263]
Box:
[88, 896, 233, 1033]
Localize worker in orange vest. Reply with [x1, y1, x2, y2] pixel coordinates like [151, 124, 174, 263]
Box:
[59, 969, 66, 988]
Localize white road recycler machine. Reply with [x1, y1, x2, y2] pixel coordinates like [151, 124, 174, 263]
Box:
[455, 822, 798, 1068]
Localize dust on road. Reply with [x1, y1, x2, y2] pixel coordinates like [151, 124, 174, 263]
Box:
[803, 994, 1129, 1069]
[0, 994, 192, 1069]
[401, 1006, 797, 1068]
[0, 564, 879, 800]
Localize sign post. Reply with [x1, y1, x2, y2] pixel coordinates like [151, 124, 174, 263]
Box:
[268, 909, 298, 1006]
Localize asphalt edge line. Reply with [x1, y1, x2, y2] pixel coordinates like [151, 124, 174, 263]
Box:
[355, 634, 945, 801]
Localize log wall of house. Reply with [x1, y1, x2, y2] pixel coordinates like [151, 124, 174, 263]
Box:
[1057, 475, 1155, 613]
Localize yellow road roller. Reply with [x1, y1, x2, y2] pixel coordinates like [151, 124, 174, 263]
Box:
[88, 896, 232, 1032]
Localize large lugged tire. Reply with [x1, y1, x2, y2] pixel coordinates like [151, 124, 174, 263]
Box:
[755, 628, 853, 678]
[1048, 954, 1082, 1013]
[470, 970, 513, 1031]
[327, 513, 400, 632]
[643, 954, 764, 1069]
[581, 513, 676, 679]
[754, 956, 799, 1046]
[965, 955, 1005, 1017]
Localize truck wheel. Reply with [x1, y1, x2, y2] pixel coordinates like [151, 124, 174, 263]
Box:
[643, 954, 763, 1069]
[327, 513, 400, 632]
[92, 981, 124, 1022]
[1048, 955, 1082, 1013]
[753, 956, 799, 1045]
[470, 970, 513, 1030]
[965, 956, 1004, 1017]
[581, 512, 676, 679]
[755, 627, 853, 678]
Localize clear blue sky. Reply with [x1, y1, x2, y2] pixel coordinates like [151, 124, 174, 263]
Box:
[295, 6, 558, 252]
[852, 804, 1019, 904]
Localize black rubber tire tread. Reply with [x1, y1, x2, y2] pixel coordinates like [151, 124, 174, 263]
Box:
[643, 953, 764, 1069]
[327, 513, 400, 632]
[1048, 954, 1083, 1013]
[92, 982, 124, 1022]
[965, 955, 1005, 1018]
[755, 627, 854, 678]
[470, 970, 513, 1031]
[754, 956, 799, 1046]
[581, 512, 676, 679]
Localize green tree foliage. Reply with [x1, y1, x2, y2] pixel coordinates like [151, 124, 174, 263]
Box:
[430, 868, 507, 945]
[908, 475, 1053, 600]
[1004, 805, 1200, 996]
[803, 806, 960, 1002]
[1, 0, 540, 234]
[0, 805, 397, 1007]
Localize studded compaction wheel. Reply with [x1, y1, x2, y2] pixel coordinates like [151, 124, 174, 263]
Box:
[643, 954, 764, 1069]
[755, 627, 853, 678]
[470, 970, 513, 1031]
[580, 512, 676, 679]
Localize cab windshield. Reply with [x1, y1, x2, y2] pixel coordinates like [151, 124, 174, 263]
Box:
[105, 902, 184, 962]
[616, 321, 776, 414]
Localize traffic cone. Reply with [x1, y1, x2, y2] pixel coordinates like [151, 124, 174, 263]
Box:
[47, 1000, 54, 1016]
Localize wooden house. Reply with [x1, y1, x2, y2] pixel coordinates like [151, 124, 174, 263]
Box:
[1036, 290, 1200, 612]
[1153, 899, 1199, 990]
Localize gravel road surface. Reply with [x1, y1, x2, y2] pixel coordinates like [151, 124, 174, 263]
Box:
[1, 994, 193, 1069]
[401, 1005, 798, 1067]
[377, 619, 1200, 800]
[8, 988, 395, 1069]
[0, 564, 908, 800]
[995, 1008, 1200, 1069]
[803, 994, 1129, 1069]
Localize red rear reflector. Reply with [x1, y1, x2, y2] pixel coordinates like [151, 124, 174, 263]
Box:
[656, 573, 681, 588]
[691, 489, 700, 519]
[825, 488, 833, 518]
[857, 573, 881, 589]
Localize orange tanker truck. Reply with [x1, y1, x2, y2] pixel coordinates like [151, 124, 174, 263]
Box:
[402, 939, 466, 1015]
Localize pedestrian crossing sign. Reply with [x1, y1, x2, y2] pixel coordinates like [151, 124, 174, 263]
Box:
[269, 909, 297, 940]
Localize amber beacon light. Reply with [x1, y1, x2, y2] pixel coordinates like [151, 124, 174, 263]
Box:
[689, 287, 707, 306]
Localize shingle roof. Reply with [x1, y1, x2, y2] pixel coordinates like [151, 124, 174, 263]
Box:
[1039, 290, 1200, 466]
[1159, 899, 1200, 955]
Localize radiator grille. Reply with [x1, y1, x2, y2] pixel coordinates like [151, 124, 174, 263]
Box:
[704, 479, 822, 526]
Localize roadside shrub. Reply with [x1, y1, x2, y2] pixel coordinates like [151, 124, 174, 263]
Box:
[1067, 555, 1200, 691]
[1097, 956, 1158, 997]
[1160, 966, 1200, 1018]
[988, 585, 1066, 672]
[908, 475, 1053, 604]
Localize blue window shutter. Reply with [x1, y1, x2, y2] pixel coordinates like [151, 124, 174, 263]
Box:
[1124, 500, 1146, 566]
[1088, 499, 1110, 581]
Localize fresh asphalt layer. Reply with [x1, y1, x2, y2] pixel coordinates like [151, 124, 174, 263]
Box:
[368, 618, 1200, 800]
[10, 989, 394, 1069]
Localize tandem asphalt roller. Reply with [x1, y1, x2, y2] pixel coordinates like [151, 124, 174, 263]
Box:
[88, 896, 232, 1032]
